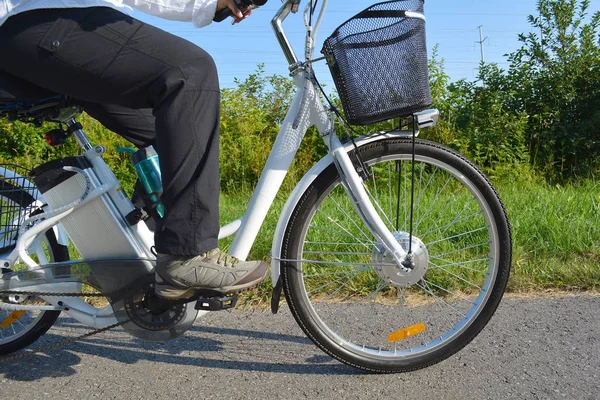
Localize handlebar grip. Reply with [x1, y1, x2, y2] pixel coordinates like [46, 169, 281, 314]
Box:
[213, 7, 233, 22]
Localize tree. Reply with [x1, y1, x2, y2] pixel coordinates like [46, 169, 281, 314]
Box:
[447, 63, 529, 171]
[507, 0, 600, 179]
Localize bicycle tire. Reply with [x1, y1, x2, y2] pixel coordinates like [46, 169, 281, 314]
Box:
[281, 138, 511, 373]
[0, 180, 69, 356]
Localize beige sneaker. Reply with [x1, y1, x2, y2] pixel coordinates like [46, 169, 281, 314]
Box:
[154, 248, 269, 300]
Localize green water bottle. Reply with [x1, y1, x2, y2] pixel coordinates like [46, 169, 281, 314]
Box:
[118, 146, 165, 219]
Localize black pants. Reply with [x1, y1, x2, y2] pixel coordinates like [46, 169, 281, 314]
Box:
[0, 7, 220, 255]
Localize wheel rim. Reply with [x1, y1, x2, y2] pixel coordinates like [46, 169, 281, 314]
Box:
[292, 151, 501, 361]
[0, 301, 47, 345]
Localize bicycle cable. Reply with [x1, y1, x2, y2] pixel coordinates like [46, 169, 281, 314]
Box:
[407, 117, 417, 259]
[311, 72, 370, 179]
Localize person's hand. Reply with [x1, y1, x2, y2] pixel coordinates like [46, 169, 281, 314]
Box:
[216, 0, 252, 24]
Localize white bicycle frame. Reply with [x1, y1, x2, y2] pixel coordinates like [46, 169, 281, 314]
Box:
[1, 0, 436, 329]
[230, 0, 414, 280]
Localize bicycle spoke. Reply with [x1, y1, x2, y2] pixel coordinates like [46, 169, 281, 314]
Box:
[421, 278, 456, 327]
[403, 160, 409, 229]
[422, 210, 484, 239]
[364, 183, 397, 231]
[429, 241, 489, 259]
[415, 281, 467, 320]
[428, 260, 484, 292]
[420, 277, 476, 305]
[426, 197, 478, 243]
[302, 267, 370, 278]
[414, 169, 451, 232]
[284, 258, 394, 267]
[305, 240, 370, 246]
[397, 286, 407, 308]
[313, 214, 371, 248]
[388, 161, 394, 228]
[426, 227, 489, 246]
[414, 161, 425, 225]
[428, 262, 487, 275]
[418, 185, 468, 237]
[357, 279, 388, 305]
[395, 160, 402, 230]
[325, 194, 374, 241]
[303, 250, 373, 256]
[428, 257, 489, 274]
[308, 271, 361, 299]
[370, 165, 380, 210]
[308, 224, 375, 249]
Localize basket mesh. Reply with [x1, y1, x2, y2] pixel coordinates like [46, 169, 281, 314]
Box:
[322, 0, 431, 125]
[0, 165, 38, 254]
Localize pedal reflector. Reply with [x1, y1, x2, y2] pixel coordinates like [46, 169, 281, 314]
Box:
[1, 310, 26, 329]
[388, 323, 426, 342]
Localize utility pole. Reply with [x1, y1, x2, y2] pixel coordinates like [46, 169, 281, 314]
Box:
[476, 25, 488, 63]
[539, 11, 544, 52]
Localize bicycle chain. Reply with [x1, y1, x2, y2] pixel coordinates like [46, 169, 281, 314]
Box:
[0, 289, 127, 363]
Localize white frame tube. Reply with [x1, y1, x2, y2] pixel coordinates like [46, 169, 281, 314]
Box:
[227, 70, 330, 260]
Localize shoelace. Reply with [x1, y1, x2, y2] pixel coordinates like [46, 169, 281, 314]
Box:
[155, 248, 240, 267]
[208, 250, 239, 267]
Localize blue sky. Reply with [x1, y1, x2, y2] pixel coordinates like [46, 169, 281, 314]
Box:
[132, 0, 600, 89]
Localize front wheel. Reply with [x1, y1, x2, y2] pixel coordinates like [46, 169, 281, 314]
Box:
[281, 138, 511, 373]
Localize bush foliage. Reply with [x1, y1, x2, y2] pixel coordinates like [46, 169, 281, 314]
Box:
[430, 0, 600, 180]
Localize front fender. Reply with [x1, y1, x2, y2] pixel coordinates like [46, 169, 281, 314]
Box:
[270, 152, 333, 288]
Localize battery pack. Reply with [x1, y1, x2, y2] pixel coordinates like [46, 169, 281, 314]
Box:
[31, 157, 141, 259]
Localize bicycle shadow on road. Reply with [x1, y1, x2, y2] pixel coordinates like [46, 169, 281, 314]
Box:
[0, 316, 360, 380]
[0, 348, 82, 381]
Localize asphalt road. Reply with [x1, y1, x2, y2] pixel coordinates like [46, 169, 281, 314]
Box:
[0, 295, 598, 400]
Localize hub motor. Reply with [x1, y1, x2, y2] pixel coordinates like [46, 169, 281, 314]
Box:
[372, 232, 429, 287]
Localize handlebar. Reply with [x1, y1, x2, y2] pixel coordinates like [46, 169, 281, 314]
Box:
[271, 0, 327, 65]
[213, 0, 328, 69]
[213, 0, 269, 22]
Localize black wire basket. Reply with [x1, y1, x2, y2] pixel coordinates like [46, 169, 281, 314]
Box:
[0, 165, 38, 253]
[322, 0, 431, 126]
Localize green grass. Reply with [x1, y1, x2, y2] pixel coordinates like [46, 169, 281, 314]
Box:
[220, 176, 600, 298]
[501, 179, 600, 291]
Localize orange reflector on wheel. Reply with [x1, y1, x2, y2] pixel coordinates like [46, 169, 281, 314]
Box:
[0, 310, 26, 328]
[388, 323, 426, 342]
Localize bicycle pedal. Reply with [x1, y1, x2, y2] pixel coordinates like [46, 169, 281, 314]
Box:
[194, 295, 238, 311]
